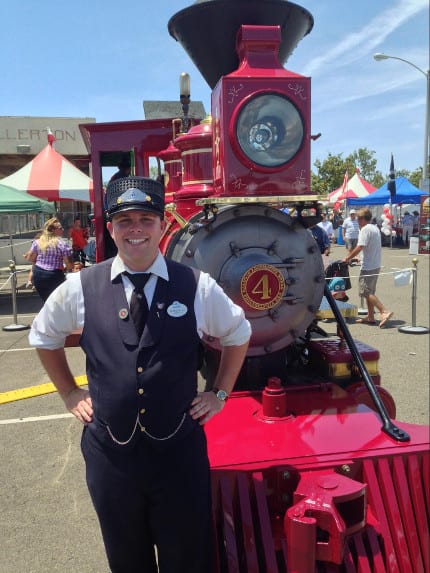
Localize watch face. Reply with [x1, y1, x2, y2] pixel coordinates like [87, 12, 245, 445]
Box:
[216, 389, 228, 401]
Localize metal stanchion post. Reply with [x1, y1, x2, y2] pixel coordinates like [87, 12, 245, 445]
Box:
[2, 260, 30, 332]
[398, 258, 429, 334]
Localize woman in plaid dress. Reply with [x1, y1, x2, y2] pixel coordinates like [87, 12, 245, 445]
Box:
[27, 217, 73, 301]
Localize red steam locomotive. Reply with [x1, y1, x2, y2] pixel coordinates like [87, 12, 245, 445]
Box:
[79, 1, 429, 571]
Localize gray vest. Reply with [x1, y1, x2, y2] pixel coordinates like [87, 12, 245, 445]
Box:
[80, 258, 200, 447]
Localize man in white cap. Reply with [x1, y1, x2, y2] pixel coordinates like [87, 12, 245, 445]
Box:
[342, 209, 360, 254]
[29, 176, 251, 573]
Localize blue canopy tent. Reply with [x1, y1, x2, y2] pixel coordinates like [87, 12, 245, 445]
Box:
[347, 176, 428, 205]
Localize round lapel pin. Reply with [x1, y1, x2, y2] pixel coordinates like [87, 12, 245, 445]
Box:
[119, 308, 129, 319]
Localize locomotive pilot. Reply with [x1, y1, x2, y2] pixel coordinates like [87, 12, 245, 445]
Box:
[29, 176, 251, 573]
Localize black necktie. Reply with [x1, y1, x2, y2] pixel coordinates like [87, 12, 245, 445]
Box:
[124, 272, 151, 338]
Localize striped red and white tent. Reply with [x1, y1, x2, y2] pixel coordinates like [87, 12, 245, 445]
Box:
[328, 169, 376, 209]
[0, 133, 93, 202]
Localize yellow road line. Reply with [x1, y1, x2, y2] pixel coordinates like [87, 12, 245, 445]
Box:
[0, 375, 88, 404]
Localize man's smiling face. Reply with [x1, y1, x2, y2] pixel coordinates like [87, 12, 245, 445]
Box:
[107, 210, 166, 271]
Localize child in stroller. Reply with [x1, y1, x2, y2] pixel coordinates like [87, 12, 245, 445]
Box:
[325, 260, 351, 302]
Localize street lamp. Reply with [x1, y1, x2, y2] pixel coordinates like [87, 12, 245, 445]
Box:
[373, 52, 430, 192]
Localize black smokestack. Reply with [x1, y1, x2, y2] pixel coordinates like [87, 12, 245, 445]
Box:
[168, 0, 314, 89]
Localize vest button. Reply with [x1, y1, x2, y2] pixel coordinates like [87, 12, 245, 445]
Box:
[140, 408, 146, 414]
[138, 388, 144, 395]
[140, 426, 146, 432]
[137, 366, 144, 373]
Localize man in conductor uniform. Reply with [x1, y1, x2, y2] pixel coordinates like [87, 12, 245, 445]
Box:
[29, 176, 251, 573]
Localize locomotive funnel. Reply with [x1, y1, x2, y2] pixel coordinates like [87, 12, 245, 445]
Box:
[168, 0, 314, 89]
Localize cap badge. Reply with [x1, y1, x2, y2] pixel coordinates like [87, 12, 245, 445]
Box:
[167, 301, 188, 318]
[116, 188, 152, 205]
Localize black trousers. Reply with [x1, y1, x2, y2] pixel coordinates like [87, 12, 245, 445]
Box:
[32, 266, 65, 302]
[81, 422, 214, 573]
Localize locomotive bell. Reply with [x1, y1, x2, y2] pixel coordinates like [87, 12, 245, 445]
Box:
[168, 0, 314, 89]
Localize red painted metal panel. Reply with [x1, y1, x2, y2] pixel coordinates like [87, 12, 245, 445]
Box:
[252, 472, 279, 573]
[343, 544, 358, 573]
[351, 532, 372, 573]
[362, 459, 400, 573]
[209, 397, 429, 571]
[376, 457, 411, 573]
[392, 456, 424, 573]
[219, 476, 240, 572]
[235, 473, 260, 573]
[285, 514, 316, 573]
[423, 453, 430, 514]
[364, 526, 388, 573]
[206, 394, 429, 472]
[214, 459, 427, 572]
[407, 455, 430, 573]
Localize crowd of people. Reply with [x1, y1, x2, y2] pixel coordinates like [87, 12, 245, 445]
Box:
[400, 210, 419, 247]
[304, 205, 395, 329]
[311, 206, 421, 250]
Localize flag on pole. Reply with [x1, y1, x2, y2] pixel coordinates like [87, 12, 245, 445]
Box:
[387, 153, 396, 197]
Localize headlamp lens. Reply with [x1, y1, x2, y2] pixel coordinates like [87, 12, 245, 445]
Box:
[235, 94, 304, 168]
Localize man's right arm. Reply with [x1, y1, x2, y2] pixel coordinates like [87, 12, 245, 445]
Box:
[30, 275, 91, 424]
[36, 348, 93, 425]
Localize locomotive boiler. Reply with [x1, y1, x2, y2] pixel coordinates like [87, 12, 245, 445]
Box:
[79, 1, 430, 571]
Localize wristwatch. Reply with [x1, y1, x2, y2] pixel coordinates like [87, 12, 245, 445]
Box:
[212, 387, 229, 401]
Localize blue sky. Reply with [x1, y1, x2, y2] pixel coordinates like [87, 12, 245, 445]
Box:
[1, 0, 428, 176]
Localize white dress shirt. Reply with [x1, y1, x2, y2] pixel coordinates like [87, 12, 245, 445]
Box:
[29, 251, 251, 350]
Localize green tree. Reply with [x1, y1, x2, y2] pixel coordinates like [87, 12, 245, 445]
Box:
[347, 148, 381, 182]
[312, 148, 386, 196]
[396, 167, 423, 188]
[409, 168, 423, 188]
[312, 153, 352, 196]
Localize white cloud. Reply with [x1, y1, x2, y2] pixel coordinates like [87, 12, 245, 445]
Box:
[367, 95, 425, 121]
[303, 0, 428, 75]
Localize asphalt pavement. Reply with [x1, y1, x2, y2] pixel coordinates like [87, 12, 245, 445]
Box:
[0, 244, 428, 573]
